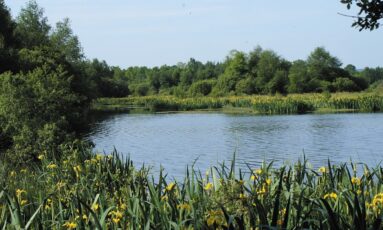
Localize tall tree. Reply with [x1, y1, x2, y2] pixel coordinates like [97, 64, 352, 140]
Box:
[307, 47, 342, 82]
[213, 50, 248, 95]
[0, 0, 18, 73]
[255, 50, 288, 93]
[288, 60, 310, 93]
[50, 18, 83, 63]
[15, 0, 50, 48]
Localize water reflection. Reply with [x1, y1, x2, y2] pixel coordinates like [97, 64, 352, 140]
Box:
[84, 112, 383, 178]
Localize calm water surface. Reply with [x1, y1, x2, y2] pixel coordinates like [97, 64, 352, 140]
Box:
[84, 112, 383, 178]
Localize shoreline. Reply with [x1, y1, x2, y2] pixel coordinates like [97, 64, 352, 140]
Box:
[91, 92, 383, 115]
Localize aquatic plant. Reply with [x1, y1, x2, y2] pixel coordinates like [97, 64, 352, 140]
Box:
[1, 149, 383, 229]
[93, 92, 383, 114]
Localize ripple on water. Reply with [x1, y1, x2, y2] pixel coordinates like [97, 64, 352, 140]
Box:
[84, 113, 383, 178]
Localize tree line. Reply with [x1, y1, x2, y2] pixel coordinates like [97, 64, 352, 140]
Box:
[120, 48, 382, 97]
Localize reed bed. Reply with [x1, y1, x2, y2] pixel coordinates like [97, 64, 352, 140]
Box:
[1, 148, 383, 229]
[94, 92, 383, 114]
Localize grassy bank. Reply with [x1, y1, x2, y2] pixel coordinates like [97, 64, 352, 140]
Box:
[1, 149, 383, 229]
[93, 92, 383, 114]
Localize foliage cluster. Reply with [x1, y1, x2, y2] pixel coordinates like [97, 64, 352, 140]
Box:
[122, 48, 383, 98]
[0, 0, 128, 161]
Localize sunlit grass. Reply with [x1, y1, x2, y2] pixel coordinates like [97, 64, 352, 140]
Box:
[94, 92, 383, 114]
[1, 148, 383, 229]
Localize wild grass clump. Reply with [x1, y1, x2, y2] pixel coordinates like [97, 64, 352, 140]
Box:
[94, 92, 383, 114]
[1, 148, 383, 229]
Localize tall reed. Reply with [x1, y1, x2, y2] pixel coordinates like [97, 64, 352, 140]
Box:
[94, 92, 383, 114]
[1, 148, 383, 229]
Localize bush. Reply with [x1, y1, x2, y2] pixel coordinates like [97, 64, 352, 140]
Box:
[0, 65, 82, 162]
[131, 83, 151, 96]
[188, 79, 216, 96]
[332, 77, 359, 92]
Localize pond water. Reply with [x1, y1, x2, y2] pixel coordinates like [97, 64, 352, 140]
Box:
[84, 112, 383, 178]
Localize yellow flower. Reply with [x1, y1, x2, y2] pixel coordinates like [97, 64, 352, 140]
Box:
[10, 171, 16, 177]
[257, 186, 267, 195]
[37, 154, 44, 160]
[45, 198, 53, 209]
[119, 203, 127, 210]
[63, 222, 77, 229]
[207, 210, 226, 227]
[277, 219, 283, 226]
[110, 210, 123, 224]
[166, 182, 176, 191]
[73, 165, 81, 178]
[251, 175, 258, 180]
[82, 214, 87, 220]
[239, 193, 246, 199]
[47, 163, 57, 169]
[255, 169, 263, 175]
[96, 154, 103, 161]
[20, 168, 27, 173]
[318, 167, 326, 173]
[112, 218, 121, 224]
[92, 203, 99, 212]
[266, 178, 272, 185]
[113, 210, 123, 219]
[177, 203, 191, 211]
[323, 192, 338, 200]
[56, 181, 66, 189]
[20, 199, 28, 206]
[372, 193, 383, 207]
[16, 189, 26, 197]
[204, 183, 213, 191]
[161, 195, 168, 201]
[351, 177, 361, 185]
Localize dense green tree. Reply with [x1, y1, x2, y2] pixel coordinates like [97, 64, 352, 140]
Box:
[344, 64, 357, 75]
[0, 65, 79, 161]
[247, 46, 263, 76]
[0, 0, 16, 48]
[267, 70, 289, 94]
[82, 59, 129, 97]
[361, 67, 383, 84]
[331, 77, 359, 91]
[50, 18, 83, 63]
[15, 0, 50, 48]
[307, 47, 342, 81]
[0, 0, 18, 73]
[189, 79, 216, 96]
[235, 76, 256, 95]
[131, 82, 151, 96]
[213, 51, 248, 95]
[255, 50, 289, 93]
[288, 60, 310, 93]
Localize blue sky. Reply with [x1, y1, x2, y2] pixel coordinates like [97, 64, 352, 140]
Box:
[4, 0, 383, 68]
